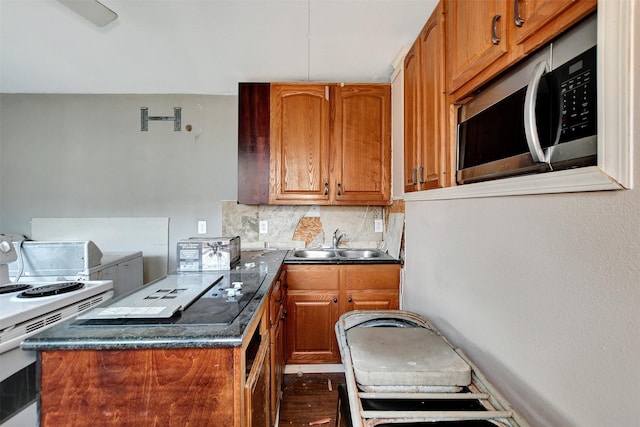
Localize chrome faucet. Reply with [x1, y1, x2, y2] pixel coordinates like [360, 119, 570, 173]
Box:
[332, 229, 346, 249]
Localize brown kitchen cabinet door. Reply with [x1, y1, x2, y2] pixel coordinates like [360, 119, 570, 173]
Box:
[404, 3, 449, 193]
[285, 292, 341, 364]
[403, 39, 422, 193]
[245, 338, 271, 427]
[269, 83, 331, 204]
[332, 84, 391, 204]
[445, 0, 512, 95]
[270, 309, 285, 423]
[269, 269, 286, 424]
[514, 0, 597, 53]
[419, 4, 448, 190]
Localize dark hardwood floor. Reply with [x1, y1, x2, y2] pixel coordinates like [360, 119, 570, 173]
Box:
[278, 373, 346, 427]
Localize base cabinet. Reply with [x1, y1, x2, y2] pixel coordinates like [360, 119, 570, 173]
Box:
[39, 348, 239, 426]
[284, 264, 400, 364]
[37, 281, 279, 427]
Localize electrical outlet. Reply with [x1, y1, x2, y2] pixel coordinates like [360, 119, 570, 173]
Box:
[259, 220, 268, 234]
[197, 220, 207, 234]
[374, 219, 384, 233]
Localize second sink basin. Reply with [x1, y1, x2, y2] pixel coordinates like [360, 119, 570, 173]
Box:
[338, 249, 381, 259]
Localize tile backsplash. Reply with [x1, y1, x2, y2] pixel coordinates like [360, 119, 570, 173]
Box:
[222, 201, 386, 250]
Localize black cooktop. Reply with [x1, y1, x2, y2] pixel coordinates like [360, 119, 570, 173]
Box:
[74, 271, 264, 327]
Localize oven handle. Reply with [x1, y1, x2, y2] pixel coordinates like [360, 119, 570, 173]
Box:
[524, 60, 550, 163]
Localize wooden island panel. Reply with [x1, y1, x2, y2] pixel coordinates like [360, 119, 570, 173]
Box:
[39, 348, 240, 426]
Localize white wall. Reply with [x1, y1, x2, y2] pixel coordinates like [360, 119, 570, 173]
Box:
[0, 94, 238, 272]
[403, 137, 640, 424]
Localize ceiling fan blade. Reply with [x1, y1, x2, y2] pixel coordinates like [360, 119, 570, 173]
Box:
[57, 0, 118, 28]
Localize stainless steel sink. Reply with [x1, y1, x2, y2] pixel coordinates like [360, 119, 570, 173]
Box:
[292, 249, 338, 259]
[287, 248, 396, 263]
[338, 249, 381, 259]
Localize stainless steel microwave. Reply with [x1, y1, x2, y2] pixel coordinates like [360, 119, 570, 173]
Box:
[457, 14, 597, 185]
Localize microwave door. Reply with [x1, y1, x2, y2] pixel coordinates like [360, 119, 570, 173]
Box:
[456, 83, 552, 185]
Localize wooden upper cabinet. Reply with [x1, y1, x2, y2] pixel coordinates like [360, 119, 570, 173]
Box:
[514, 0, 597, 53]
[445, 0, 512, 95]
[444, 0, 596, 99]
[332, 84, 391, 204]
[269, 84, 331, 204]
[269, 83, 391, 205]
[403, 41, 421, 193]
[404, 3, 449, 193]
[418, 5, 448, 190]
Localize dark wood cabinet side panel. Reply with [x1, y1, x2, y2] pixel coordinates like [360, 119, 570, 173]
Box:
[40, 349, 237, 427]
[238, 82, 270, 204]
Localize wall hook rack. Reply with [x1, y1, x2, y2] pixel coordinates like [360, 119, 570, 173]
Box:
[140, 107, 181, 131]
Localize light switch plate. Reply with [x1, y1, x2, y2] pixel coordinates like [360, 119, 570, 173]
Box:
[374, 219, 384, 233]
[197, 220, 207, 234]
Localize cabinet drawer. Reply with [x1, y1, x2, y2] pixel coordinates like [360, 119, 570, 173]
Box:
[345, 266, 400, 290]
[286, 267, 340, 290]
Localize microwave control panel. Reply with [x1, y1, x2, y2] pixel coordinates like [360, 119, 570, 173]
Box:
[556, 46, 597, 142]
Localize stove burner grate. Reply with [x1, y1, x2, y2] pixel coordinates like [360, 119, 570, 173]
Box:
[17, 282, 85, 298]
[0, 284, 32, 295]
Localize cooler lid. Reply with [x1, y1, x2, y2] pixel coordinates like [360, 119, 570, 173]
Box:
[347, 327, 471, 387]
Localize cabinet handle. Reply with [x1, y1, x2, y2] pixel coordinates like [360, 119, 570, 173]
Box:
[514, 0, 525, 27]
[348, 297, 352, 303]
[333, 298, 338, 303]
[323, 183, 329, 195]
[491, 15, 501, 45]
[411, 167, 417, 185]
[418, 165, 425, 184]
[337, 183, 342, 196]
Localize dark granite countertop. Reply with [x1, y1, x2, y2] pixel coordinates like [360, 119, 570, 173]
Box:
[21, 250, 288, 352]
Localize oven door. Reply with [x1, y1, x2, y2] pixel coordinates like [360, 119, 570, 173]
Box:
[0, 347, 37, 426]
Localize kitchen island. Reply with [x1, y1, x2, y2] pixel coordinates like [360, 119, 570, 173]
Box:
[21, 250, 288, 427]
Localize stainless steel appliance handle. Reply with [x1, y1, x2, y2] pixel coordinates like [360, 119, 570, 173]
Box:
[524, 61, 549, 163]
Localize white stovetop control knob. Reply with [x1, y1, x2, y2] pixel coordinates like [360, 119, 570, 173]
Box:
[0, 238, 17, 262]
[0, 241, 11, 253]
